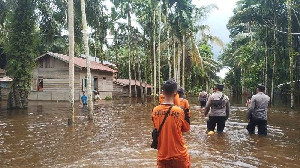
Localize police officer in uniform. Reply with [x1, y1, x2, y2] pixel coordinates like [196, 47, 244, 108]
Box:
[204, 84, 230, 133]
[246, 84, 270, 135]
[198, 90, 208, 108]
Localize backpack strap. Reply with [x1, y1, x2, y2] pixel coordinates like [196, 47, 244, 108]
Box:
[157, 105, 173, 135]
[220, 94, 225, 101]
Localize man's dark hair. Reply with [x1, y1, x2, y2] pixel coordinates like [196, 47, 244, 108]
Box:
[215, 83, 224, 91]
[177, 88, 184, 98]
[163, 79, 177, 95]
[257, 84, 265, 92]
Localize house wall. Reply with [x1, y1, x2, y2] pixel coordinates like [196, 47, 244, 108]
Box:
[113, 84, 151, 98]
[113, 84, 129, 97]
[79, 70, 114, 99]
[29, 55, 114, 101]
[0, 87, 10, 100]
[0, 81, 12, 100]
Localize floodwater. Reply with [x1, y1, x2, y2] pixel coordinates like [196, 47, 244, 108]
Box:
[0, 98, 299, 168]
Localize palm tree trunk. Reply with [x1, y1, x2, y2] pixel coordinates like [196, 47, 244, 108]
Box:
[264, 28, 268, 94]
[166, 0, 171, 79]
[177, 42, 181, 86]
[158, 0, 162, 95]
[138, 52, 144, 102]
[173, 37, 176, 80]
[182, 35, 185, 89]
[68, 0, 75, 125]
[167, 30, 171, 79]
[145, 61, 148, 97]
[271, 16, 277, 105]
[153, 10, 157, 97]
[144, 32, 148, 97]
[81, 0, 93, 120]
[287, 0, 294, 108]
[241, 67, 244, 94]
[134, 45, 137, 98]
[128, 5, 132, 98]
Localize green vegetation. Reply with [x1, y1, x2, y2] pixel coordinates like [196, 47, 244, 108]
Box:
[220, 0, 300, 107]
[104, 96, 113, 100]
[5, 0, 37, 109]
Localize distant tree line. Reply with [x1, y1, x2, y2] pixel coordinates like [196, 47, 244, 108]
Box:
[220, 0, 300, 108]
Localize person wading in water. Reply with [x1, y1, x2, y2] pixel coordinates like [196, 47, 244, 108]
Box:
[81, 91, 88, 113]
[177, 88, 191, 120]
[246, 84, 270, 135]
[198, 90, 208, 108]
[152, 79, 191, 168]
[204, 84, 230, 134]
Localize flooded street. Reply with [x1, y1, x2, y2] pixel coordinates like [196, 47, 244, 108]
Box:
[0, 98, 299, 168]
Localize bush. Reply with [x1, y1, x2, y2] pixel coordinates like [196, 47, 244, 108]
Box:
[104, 96, 113, 100]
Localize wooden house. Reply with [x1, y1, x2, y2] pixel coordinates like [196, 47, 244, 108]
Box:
[29, 52, 117, 101]
[113, 79, 152, 97]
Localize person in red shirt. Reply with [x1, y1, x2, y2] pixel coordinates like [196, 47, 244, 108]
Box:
[152, 79, 191, 168]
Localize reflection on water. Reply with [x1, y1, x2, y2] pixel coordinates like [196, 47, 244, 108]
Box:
[0, 98, 299, 167]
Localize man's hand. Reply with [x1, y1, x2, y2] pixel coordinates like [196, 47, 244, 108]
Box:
[184, 109, 190, 124]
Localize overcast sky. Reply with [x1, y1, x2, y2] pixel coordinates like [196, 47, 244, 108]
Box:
[192, 0, 238, 60]
[192, 0, 238, 78]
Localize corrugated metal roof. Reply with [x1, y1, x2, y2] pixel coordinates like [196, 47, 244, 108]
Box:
[37, 52, 117, 73]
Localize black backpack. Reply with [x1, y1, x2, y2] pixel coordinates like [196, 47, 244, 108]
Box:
[212, 94, 225, 108]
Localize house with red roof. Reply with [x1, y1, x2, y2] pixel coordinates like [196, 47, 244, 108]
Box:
[29, 52, 117, 101]
[113, 79, 152, 97]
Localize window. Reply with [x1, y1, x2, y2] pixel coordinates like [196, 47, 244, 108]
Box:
[82, 77, 87, 91]
[94, 77, 98, 91]
[38, 78, 43, 91]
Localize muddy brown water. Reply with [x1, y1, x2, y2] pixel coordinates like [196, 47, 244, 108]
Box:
[0, 98, 299, 168]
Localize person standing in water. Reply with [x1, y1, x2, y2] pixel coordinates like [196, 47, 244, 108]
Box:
[204, 84, 230, 134]
[177, 88, 191, 122]
[152, 79, 191, 168]
[246, 84, 270, 135]
[198, 90, 208, 108]
[81, 91, 88, 112]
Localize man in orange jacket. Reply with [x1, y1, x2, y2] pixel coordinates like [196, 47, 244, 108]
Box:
[177, 88, 190, 118]
[152, 79, 191, 168]
[159, 93, 180, 106]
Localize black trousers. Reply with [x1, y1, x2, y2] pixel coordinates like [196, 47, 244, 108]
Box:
[246, 119, 267, 135]
[200, 101, 206, 108]
[207, 116, 227, 133]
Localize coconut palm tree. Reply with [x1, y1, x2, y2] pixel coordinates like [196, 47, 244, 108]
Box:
[68, 0, 75, 125]
[80, 0, 93, 119]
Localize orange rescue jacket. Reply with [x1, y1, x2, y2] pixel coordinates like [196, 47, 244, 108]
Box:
[152, 104, 190, 161]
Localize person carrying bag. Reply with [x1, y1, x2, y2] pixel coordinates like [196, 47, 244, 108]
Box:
[151, 105, 173, 149]
[151, 79, 190, 168]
